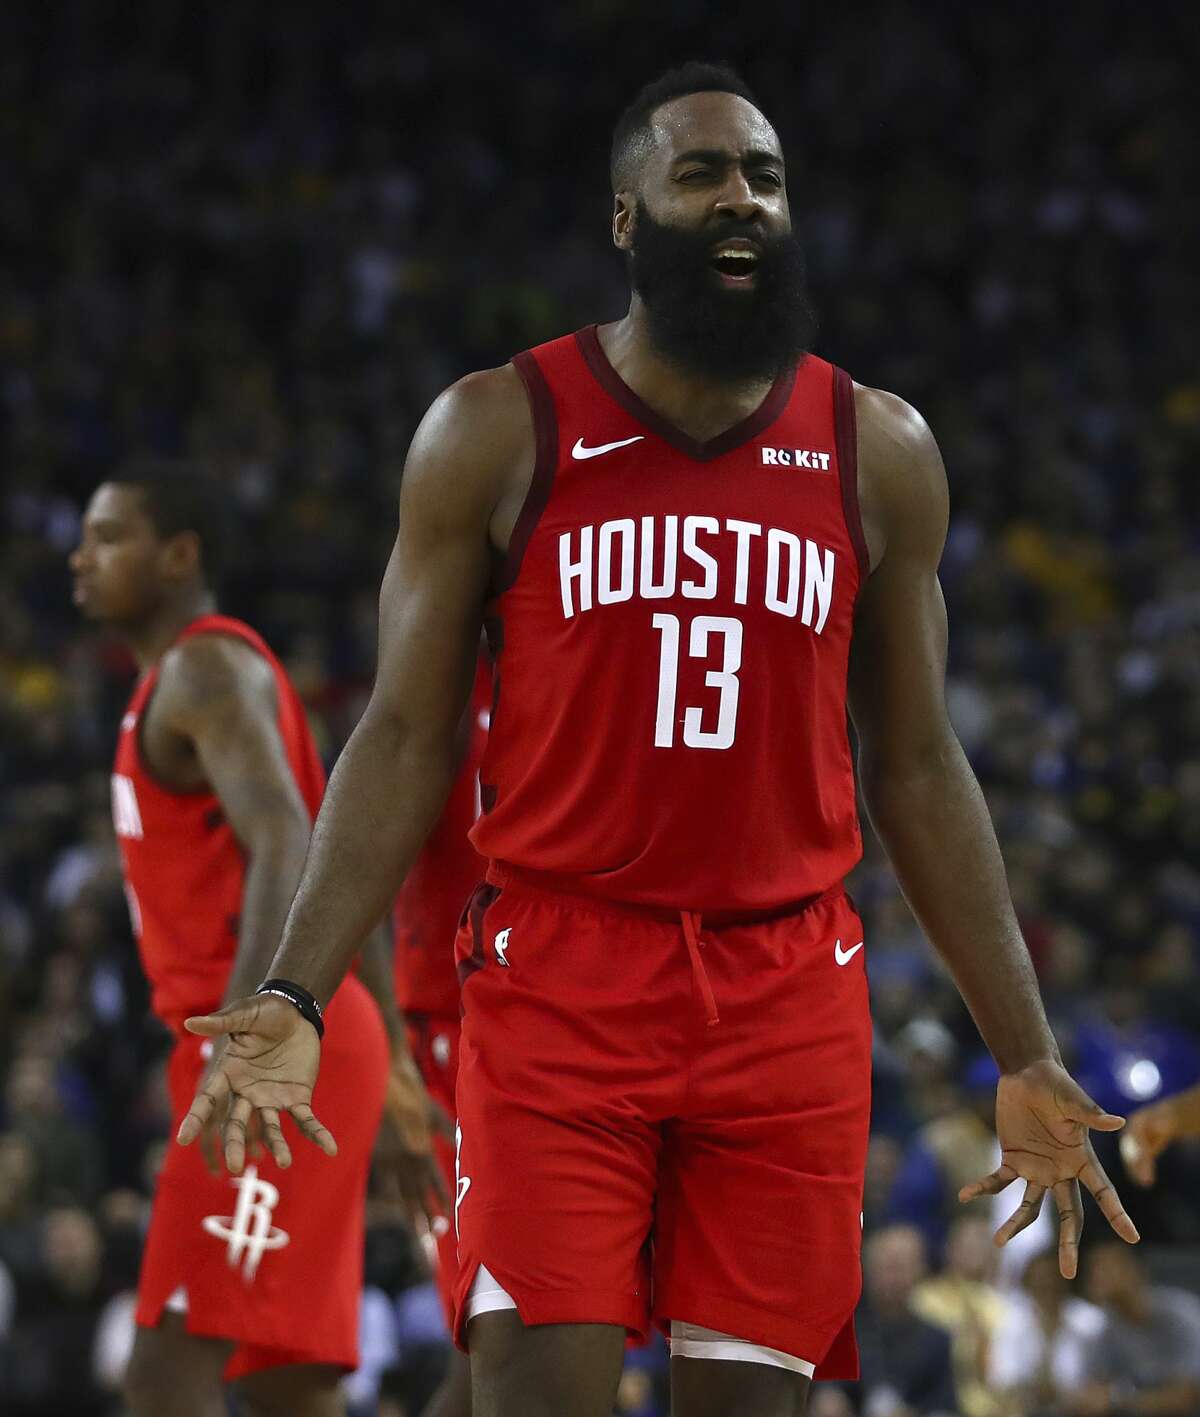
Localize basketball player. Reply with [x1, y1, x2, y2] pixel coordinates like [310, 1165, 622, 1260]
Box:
[1122, 1084, 1200, 1186]
[392, 652, 490, 1417]
[72, 464, 437, 1417]
[179, 65, 1140, 1417]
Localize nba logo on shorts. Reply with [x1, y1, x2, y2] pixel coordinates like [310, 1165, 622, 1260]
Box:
[494, 927, 512, 966]
[202, 1165, 290, 1280]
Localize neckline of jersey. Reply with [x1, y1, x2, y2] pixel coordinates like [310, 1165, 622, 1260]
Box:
[574, 324, 798, 464]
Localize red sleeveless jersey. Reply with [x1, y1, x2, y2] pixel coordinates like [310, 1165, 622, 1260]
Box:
[392, 653, 490, 1016]
[470, 326, 868, 916]
[111, 614, 326, 1030]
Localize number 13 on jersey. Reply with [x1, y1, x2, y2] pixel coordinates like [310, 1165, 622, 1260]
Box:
[651, 613, 743, 750]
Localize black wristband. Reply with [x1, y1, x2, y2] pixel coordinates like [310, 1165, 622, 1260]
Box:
[256, 978, 325, 1039]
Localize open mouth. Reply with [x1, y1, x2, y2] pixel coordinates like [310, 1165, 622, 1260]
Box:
[709, 243, 761, 283]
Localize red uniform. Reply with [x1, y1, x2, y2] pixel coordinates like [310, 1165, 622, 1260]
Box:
[112, 614, 387, 1379]
[453, 329, 871, 1376]
[392, 654, 490, 1322]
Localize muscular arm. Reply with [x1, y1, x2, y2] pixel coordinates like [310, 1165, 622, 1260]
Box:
[262, 367, 529, 1004]
[847, 386, 1057, 1073]
[154, 637, 316, 1005]
[848, 388, 1138, 1268]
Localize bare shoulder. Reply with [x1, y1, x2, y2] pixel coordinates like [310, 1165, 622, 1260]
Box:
[155, 633, 276, 728]
[405, 363, 534, 508]
[401, 361, 538, 557]
[852, 382, 949, 562]
[440, 361, 530, 422]
[854, 384, 945, 491]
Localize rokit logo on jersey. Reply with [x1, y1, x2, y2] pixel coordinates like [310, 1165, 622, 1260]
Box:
[558, 515, 837, 634]
[761, 447, 833, 470]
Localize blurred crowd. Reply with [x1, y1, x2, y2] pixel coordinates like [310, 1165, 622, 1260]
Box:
[2, 2, 1198, 1413]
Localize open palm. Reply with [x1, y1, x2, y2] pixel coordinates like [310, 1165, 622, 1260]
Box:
[177, 994, 335, 1174]
[958, 1059, 1139, 1278]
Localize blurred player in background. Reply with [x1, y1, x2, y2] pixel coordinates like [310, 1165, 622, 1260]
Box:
[1123, 1084, 1200, 1186]
[180, 65, 1141, 1417]
[392, 651, 490, 1417]
[71, 462, 437, 1417]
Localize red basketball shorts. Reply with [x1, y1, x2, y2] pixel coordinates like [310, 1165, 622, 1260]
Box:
[449, 874, 872, 1379]
[136, 975, 389, 1379]
[406, 1011, 462, 1328]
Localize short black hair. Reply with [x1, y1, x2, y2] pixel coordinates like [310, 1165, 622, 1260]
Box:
[610, 62, 764, 192]
[112, 458, 230, 587]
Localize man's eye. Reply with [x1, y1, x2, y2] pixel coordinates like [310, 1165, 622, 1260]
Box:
[679, 170, 711, 183]
[753, 171, 783, 188]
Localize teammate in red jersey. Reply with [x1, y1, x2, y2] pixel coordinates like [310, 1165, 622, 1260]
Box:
[181, 63, 1140, 1417]
[72, 463, 436, 1417]
[392, 654, 490, 1417]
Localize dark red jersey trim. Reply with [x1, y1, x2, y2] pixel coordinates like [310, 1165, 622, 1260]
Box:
[575, 324, 797, 464]
[833, 366, 870, 585]
[497, 351, 559, 594]
[456, 882, 502, 987]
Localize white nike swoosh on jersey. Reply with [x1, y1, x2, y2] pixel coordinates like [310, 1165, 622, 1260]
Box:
[571, 435, 645, 460]
[834, 939, 864, 966]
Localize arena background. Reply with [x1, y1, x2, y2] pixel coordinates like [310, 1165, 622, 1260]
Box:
[2, 3, 1198, 1413]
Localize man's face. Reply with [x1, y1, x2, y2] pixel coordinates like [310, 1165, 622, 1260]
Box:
[864, 1227, 927, 1312]
[615, 91, 816, 380]
[1022, 1251, 1065, 1306]
[1085, 1244, 1143, 1308]
[70, 483, 173, 627]
[945, 1217, 994, 1282]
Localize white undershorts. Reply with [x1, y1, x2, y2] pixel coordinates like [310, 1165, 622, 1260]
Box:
[465, 1265, 815, 1377]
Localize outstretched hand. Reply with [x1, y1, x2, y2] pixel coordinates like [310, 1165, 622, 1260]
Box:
[177, 994, 335, 1174]
[193, 1042, 266, 1176]
[958, 1059, 1139, 1278]
[374, 1048, 454, 1231]
[1120, 1098, 1178, 1187]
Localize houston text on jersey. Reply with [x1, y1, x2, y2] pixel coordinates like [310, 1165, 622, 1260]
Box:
[558, 514, 837, 632]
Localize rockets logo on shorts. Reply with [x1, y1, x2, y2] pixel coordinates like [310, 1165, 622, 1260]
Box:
[201, 1165, 290, 1280]
[454, 1124, 471, 1241]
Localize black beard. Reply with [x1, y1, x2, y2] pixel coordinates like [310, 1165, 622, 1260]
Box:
[627, 202, 817, 382]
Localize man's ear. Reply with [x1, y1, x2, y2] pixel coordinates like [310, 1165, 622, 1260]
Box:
[163, 529, 203, 584]
[613, 192, 637, 252]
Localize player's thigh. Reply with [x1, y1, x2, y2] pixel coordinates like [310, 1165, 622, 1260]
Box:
[452, 886, 674, 1343]
[236, 1362, 345, 1417]
[420, 1348, 472, 1417]
[124, 1311, 232, 1417]
[657, 895, 871, 1372]
[467, 1309, 626, 1417]
[671, 1356, 810, 1417]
